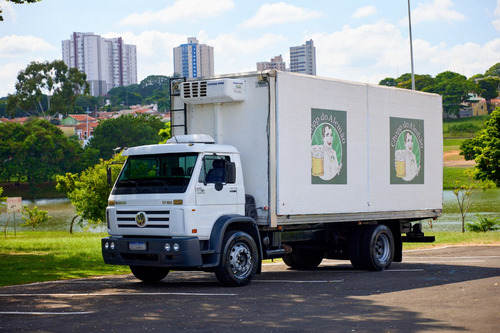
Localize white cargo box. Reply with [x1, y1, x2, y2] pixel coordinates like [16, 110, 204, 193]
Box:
[172, 71, 443, 227]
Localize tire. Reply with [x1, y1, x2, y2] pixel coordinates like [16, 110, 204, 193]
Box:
[282, 247, 323, 270]
[348, 228, 364, 269]
[359, 224, 394, 271]
[215, 231, 259, 287]
[130, 266, 169, 283]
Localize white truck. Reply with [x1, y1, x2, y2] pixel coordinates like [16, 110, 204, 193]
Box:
[102, 70, 442, 286]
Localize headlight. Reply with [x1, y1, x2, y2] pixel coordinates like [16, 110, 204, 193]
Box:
[110, 242, 115, 250]
[164, 243, 171, 251]
[104, 242, 109, 250]
[173, 243, 180, 252]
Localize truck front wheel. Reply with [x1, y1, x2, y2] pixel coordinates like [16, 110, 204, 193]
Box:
[215, 231, 258, 287]
[359, 224, 394, 271]
[130, 266, 169, 283]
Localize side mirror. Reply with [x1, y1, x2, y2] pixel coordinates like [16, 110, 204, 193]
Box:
[225, 162, 236, 184]
[107, 167, 112, 187]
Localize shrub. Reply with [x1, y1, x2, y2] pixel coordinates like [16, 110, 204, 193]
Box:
[466, 215, 500, 232]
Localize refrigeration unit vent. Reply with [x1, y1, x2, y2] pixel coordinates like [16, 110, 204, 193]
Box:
[180, 79, 245, 104]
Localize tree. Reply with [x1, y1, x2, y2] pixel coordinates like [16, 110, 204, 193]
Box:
[86, 114, 166, 160]
[0, 0, 41, 21]
[0, 118, 84, 187]
[56, 154, 125, 225]
[378, 77, 397, 87]
[424, 71, 479, 117]
[460, 108, 500, 187]
[477, 77, 500, 114]
[20, 205, 51, 230]
[6, 60, 89, 116]
[484, 62, 500, 77]
[453, 169, 493, 233]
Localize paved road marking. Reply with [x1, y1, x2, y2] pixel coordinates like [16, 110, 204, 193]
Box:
[0, 292, 237, 297]
[0, 311, 94, 315]
[255, 279, 343, 283]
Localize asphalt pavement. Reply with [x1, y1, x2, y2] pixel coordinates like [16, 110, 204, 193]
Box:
[0, 246, 499, 332]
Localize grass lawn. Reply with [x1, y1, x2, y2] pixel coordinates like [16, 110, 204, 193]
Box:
[0, 232, 129, 287]
[443, 167, 474, 189]
[1, 231, 498, 287]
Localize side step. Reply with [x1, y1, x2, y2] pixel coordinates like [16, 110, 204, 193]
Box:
[402, 223, 435, 243]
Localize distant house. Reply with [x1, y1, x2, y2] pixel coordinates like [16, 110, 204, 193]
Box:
[61, 114, 97, 126]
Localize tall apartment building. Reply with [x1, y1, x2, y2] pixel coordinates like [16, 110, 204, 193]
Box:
[173, 37, 214, 78]
[256, 55, 286, 71]
[289, 39, 316, 75]
[62, 32, 137, 96]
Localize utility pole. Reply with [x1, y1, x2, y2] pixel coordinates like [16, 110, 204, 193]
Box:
[408, 0, 416, 90]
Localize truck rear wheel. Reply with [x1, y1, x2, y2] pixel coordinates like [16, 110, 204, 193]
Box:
[359, 224, 394, 270]
[215, 231, 258, 287]
[130, 266, 169, 283]
[282, 247, 323, 270]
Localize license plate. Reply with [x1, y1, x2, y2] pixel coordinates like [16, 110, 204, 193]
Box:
[129, 242, 147, 251]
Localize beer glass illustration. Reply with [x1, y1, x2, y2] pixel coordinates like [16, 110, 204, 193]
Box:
[311, 146, 324, 177]
[395, 150, 406, 178]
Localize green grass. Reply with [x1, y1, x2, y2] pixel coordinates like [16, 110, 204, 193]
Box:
[443, 138, 465, 152]
[0, 231, 129, 287]
[404, 231, 500, 250]
[1, 231, 498, 287]
[443, 115, 489, 137]
[443, 167, 474, 189]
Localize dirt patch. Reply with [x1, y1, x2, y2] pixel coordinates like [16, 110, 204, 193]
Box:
[443, 150, 476, 167]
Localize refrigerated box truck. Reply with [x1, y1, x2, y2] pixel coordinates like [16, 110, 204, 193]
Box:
[102, 70, 443, 286]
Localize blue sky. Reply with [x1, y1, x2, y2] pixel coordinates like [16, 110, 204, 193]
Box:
[1, 0, 499, 97]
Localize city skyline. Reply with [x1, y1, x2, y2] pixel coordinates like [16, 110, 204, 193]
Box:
[1, 0, 499, 97]
[62, 32, 137, 96]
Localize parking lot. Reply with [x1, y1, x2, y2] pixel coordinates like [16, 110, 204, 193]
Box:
[1, 246, 499, 332]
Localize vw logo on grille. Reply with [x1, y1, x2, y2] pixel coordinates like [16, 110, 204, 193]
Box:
[135, 212, 147, 227]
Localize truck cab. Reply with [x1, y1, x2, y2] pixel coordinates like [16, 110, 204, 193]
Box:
[102, 134, 261, 286]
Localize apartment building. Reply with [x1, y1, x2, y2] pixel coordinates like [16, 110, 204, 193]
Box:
[173, 37, 214, 78]
[289, 39, 316, 75]
[257, 55, 286, 71]
[62, 32, 137, 96]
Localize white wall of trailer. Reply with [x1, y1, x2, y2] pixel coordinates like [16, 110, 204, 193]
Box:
[274, 71, 442, 216]
[178, 71, 443, 224]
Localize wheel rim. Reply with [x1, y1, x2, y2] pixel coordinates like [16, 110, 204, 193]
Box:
[229, 242, 252, 278]
[374, 233, 390, 264]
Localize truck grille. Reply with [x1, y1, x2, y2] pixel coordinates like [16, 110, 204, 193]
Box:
[116, 210, 170, 229]
[182, 81, 207, 98]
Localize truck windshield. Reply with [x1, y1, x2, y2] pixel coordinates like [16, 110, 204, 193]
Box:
[112, 153, 198, 194]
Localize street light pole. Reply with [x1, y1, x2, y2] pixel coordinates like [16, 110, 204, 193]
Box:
[408, 0, 416, 90]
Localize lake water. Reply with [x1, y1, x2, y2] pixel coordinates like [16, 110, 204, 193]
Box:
[1, 189, 499, 233]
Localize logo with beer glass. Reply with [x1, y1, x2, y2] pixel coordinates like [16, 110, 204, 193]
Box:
[311, 108, 347, 185]
[390, 117, 424, 184]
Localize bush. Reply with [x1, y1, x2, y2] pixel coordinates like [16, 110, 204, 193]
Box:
[466, 215, 500, 232]
[448, 123, 481, 136]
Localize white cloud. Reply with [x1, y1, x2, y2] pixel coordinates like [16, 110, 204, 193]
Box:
[240, 2, 323, 28]
[104, 30, 188, 78]
[493, 0, 500, 32]
[411, 0, 465, 24]
[0, 35, 55, 56]
[208, 33, 288, 73]
[119, 0, 234, 26]
[0, 0, 16, 22]
[352, 5, 377, 19]
[308, 21, 498, 84]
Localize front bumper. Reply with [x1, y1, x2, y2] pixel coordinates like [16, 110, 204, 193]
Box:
[102, 236, 203, 268]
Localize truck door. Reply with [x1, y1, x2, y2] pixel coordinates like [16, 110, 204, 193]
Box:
[195, 154, 241, 220]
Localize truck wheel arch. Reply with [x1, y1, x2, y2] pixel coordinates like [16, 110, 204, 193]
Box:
[208, 215, 263, 273]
